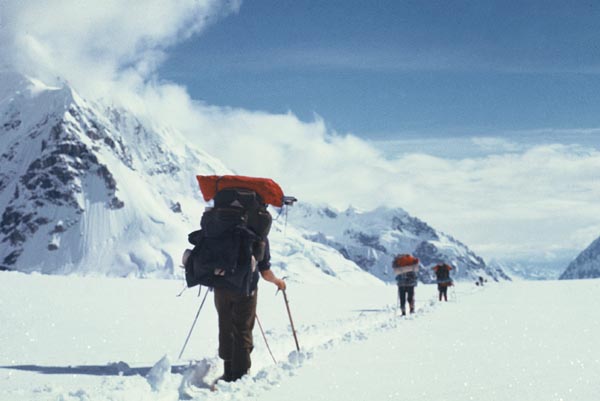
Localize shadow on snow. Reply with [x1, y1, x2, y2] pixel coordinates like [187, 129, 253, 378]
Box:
[0, 362, 189, 377]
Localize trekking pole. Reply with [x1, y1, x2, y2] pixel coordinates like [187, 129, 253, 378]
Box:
[451, 283, 458, 302]
[256, 314, 277, 364]
[178, 287, 210, 360]
[281, 289, 300, 352]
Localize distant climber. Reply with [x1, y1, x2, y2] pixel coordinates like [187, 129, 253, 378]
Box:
[433, 263, 453, 301]
[392, 254, 419, 316]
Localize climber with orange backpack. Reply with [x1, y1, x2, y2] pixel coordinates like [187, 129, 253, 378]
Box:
[392, 254, 420, 316]
[433, 263, 453, 301]
[182, 175, 296, 383]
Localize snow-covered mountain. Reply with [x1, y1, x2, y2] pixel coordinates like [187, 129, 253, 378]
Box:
[288, 203, 510, 283]
[0, 71, 229, 276]
[0, 71, 382, 284]
[0, 71, 508, 284]
[559, 235, 600, 280]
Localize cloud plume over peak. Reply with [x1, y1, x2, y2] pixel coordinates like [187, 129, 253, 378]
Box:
[0, 0, 240, 97]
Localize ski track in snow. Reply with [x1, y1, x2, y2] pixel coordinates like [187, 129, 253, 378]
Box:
[167, 286, 460, 401]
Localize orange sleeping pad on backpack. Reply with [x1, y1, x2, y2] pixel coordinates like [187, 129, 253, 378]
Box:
[196, 175, 285, 207]
[393, 254, 419, 267]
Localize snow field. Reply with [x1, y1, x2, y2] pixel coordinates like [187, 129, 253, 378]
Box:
[1, 272, 599, 401]
[260, 280, 600, 401]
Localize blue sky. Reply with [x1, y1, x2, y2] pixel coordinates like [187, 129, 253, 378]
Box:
[159, 0, 600, 142]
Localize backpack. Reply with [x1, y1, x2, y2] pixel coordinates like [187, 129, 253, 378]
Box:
[183, 188, 272, 294]
[435, 264, 452, 285]
[396, 271, 418, 287]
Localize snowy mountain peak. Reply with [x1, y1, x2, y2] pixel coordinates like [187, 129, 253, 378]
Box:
[288, 203, 509, 283]
[1, 71, 75, 114]
[560, 235, 600, 279]
[0, 74, 229, 275]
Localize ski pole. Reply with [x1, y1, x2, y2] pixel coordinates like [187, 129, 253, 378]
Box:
[178, 287, 209, 360]
[256, 314, 277, 364]
[282, 289, 300, 352]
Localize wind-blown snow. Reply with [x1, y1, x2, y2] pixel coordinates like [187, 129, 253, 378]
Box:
[1, 272, 598, 401]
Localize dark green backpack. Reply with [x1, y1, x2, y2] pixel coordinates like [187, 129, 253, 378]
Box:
[435, 264, 452, 284]
[184, 188, 272, 294]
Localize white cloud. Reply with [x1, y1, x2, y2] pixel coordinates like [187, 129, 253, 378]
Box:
[380, 145, 600, 261]
[1, 0, 599, 265]
[0, 0, 241, 98]
[178, 108, 600, 262]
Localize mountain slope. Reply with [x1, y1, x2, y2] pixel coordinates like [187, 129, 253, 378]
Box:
[288, 204, 510, 283]
[559, 235, 600, 279]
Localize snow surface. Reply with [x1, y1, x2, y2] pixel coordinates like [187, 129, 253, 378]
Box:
[1, 272, 599, 401]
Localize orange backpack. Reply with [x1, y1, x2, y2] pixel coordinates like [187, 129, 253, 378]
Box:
[393, 254, 419, 267]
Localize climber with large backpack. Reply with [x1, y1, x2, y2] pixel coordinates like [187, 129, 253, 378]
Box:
[433, 263, 453, 301]
[392, 254, 420, 316]
[182, 175, 294, 383]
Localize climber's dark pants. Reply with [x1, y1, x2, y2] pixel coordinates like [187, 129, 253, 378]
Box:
[438, 284, 448, 301]
[214, 287, 257, 381]
[398, 286, 415, 312]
